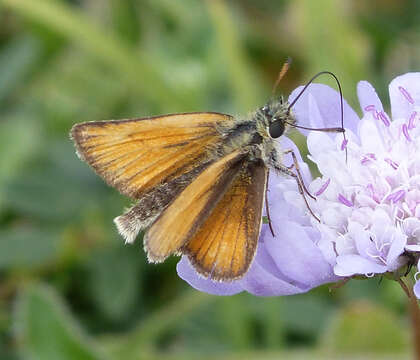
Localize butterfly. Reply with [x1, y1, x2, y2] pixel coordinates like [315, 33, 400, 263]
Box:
[70, 64, 345, 282]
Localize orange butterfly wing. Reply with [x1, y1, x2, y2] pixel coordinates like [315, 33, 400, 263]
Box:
[144, 150, 245, 262]
[146, 149, 267, 281]
[182, 159, 267, 280]
[70, 112, 232, 199]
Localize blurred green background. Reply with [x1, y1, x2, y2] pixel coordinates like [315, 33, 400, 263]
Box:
[0, 0, 419, 359]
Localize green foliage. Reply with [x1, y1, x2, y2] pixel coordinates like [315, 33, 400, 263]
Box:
[85, 246, 143, 321]
[321, 301, 409, 354]
[0, 227, 58, 270]
[14, 283, 105, 360]
[0, 0, 418, 358]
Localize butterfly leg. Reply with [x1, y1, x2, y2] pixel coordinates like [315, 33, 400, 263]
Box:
[292, 173, 320, 222]
[264, 171, 276, 237]
[275, 151, 320, 223]
[283, 149, 315, 200]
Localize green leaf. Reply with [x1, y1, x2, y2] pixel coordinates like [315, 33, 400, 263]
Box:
[206, 0, 263, 112]
[14, 283, 106, 360]
[3, 141, 107, 221]
[109, 0, 140, 44]
[86, 246, 143, 321]
[1, 0, 187, 110]
[0, 35, 42, 103]
[0, 116, 40, 210]
[282, 294, 331, 336]
[0, 227, 58, 270]
[321, 300, 409, 354]
[107, 290, 213, 357]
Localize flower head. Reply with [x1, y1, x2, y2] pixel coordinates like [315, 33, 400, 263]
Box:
[177, 72, 420, 297]
[303, 73, 420, 281]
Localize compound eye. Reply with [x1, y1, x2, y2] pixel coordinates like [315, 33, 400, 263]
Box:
[269, 119, 285, 138]
[261, 105, 269, 113]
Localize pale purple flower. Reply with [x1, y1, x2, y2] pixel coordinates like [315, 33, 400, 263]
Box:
[177, 72, 420, 297]
[301, 73, 420, 285]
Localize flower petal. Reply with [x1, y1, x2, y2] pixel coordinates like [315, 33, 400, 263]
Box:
[414, 278, 420, 299]
[357, 80, 384, 114]
[389, 73, 420, 120]
[264, 170, 309, 224]
[176, 257, 243, 295]
[307, 131, 336, 158]
[386, 231, 407, 267]
[348, 221, 374, 258]
[358, 114, 386, 154]
[334, 254, 388, 277]
[239, 258, 308, 296]
[263, 219, 338, 287]
[278, 136, 302, 163]
[288, 83, 359, 136]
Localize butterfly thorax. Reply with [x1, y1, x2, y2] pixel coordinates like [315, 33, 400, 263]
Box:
[215, 97, 296, 169]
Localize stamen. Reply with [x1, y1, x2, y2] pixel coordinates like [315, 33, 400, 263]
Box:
[366, 250, 387, 265]
[341, 139, 348, 151]
[393, 190, 406, 203]
[361, 153, 377, 165]
[364, 105, 375, 112]
[366, 183, 380, 203]
[338, 194, 353, 207]
[408, 111, 417, 129]
[361, 157, 370, 165]
[385, 193, 394, 202]
[386, 190, 406, 203]
[402, 123, 411, 141]
[315, 178, 331, 196]
[384, 158, 399, 170]
[398, 86, 415, 104]
[377, 242, 390, 253]
[378, 111, 390, 127]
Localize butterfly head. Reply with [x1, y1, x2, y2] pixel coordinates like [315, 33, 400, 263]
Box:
[258, 97, 296, 139]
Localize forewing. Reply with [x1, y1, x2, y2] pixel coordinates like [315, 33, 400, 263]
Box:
[182, 159, 267, 281]
[70, 112, 232, 199]
[145, 150, 245, 263]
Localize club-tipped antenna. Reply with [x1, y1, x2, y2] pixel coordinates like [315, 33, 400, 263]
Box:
[272, 57, 292, 95]
[287, 71, 347, 161]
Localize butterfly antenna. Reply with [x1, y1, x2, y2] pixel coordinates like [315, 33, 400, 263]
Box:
[272, 57, 292, 95]
[287, 71, 348, 162]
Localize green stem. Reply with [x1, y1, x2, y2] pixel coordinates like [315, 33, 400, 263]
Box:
[398, 278, 420, 360]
